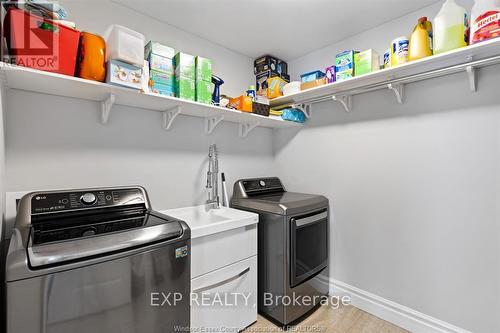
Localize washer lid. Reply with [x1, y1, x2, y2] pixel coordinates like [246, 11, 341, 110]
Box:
[232, 191, 328, 215]
[27, 211, 184, 268]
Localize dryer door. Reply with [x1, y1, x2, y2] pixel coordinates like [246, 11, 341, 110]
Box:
[290, 209, 328, 287]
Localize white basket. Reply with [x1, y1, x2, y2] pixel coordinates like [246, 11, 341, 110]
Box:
[104, 25, 145, 66]
[283, 81, 301, 96]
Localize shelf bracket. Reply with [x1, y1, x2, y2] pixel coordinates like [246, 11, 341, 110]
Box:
[205, 115, 224, 135]
[294, 104, 312, 118]
[162, 106, 181, 130]
[466, 65, 476, 92]
[332, 95, 352, 112]
[387, 83, 404, 104]
[100, 93, 115, 124]
[238, 121, 260, 138]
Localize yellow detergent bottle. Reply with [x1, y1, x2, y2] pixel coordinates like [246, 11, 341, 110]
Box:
[433, 0, 469, 54]
[409, 17, 433, 61]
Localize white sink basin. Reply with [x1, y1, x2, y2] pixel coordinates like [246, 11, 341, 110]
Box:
[160, 204, 258, 239]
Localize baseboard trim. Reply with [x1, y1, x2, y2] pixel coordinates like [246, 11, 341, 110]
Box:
[329, 279, 472, 333]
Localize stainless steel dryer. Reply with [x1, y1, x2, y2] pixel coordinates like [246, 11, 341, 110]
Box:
[5, 186, 191, 333]
[231, 177, 329, 326]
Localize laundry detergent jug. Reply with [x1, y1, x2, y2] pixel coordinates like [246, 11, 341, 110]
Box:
[471, 0, 500, 44]
[409, 17, 433, 61]
[433, 0, 469, 54]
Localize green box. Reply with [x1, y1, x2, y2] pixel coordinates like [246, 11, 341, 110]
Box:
[151, 82, 175, 96]
[195, 56, 212, 82]
[354, 49, 380, 77]
[196, 80, 214, 104]
[150, 70, 174, 87]
[148, 54, 174, 74]
[174, 52, 195, 79]
[145, 41, 176, 59]
[175, 77, 195, 101]
[335, 50, 358, 82]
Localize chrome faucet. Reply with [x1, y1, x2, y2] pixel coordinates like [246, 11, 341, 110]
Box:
[206, 144, 220, 209]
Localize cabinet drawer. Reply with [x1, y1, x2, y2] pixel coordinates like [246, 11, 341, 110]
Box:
[191, 224, 257, 278]
[191, 255, 257, 331]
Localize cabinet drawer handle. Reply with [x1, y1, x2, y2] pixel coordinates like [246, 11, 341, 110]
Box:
[193, 267, 250, 293]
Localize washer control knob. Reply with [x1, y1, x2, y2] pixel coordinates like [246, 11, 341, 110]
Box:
[80, 193, 97, 205]
[259, 180, 266, 187]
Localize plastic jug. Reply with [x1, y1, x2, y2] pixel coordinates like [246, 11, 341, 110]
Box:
[433, 0, 469, 54]
[470, 0, 500, 44]
[409, 17, 433, 61]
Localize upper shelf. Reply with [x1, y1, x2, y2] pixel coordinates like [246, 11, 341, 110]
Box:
[270, 37, 500, 109]
[0, 62, 301, 137]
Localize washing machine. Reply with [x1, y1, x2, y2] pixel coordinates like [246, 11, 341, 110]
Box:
[5, 186, 191, 333]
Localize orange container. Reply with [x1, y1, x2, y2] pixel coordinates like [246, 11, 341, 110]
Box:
[75, 32, 106, 82]
[228, 95, 253, 112]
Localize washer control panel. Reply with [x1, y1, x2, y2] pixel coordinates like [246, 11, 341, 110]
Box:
[31, 188, 145, 214]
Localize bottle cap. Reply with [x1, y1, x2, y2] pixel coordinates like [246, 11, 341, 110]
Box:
[418, 16, 428, 23]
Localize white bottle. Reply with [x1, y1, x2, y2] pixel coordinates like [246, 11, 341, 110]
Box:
[470, 0, 500, 44]
[433, 0, 469, 54]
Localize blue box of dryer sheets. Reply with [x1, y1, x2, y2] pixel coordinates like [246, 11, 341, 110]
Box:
[300, 70, 325, 83]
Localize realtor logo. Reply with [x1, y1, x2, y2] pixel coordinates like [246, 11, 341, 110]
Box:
[1, 2, 60, 70]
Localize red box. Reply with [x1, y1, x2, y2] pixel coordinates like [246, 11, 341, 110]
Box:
[3, 8, 80, 76]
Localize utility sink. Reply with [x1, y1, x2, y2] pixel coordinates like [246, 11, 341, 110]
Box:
[160, 204, 258, 239]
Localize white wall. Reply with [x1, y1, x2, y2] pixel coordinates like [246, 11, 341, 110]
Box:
[275, 2, 500, 332]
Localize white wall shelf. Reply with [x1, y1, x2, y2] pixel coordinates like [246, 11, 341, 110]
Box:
[270, 38, 500, 111]
[0, 63, 301, 136]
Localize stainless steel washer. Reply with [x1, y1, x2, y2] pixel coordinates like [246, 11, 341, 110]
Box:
[5, 186, 190, 333]
[231, 178, 329, 326]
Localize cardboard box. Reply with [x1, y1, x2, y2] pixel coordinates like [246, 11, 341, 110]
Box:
[335, 50, 358, 82]
[325, 66, 335, 83]
[228, 95, 253, 112]
[151, 82, 175, 96]
[174, 52, 195, 79]
[106, 59, 142, 89]
[280, 73, 290, 82]
[252, 102, 270, 117]
[145, 41, 176, 59]
[300, 70, 325, 83]
[267, 76, 287, 99]
[175, 77, 195, 101]
[148, 54, 174, 74]
[150, 70, 174, 86]
[195, 56, 212, 82]
[354, 49, 380, 76]
[300, 78, 326, 91]
[196, 80, 214, 104]
[254, 55, 288, 75]
[256, 70, 280, 96]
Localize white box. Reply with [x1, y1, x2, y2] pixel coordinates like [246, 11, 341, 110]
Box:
[104, 24, 145, 66]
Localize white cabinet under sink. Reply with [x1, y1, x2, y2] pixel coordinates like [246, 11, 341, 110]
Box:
[191, 255, 257, 331]
[160, 205, 259, 331]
